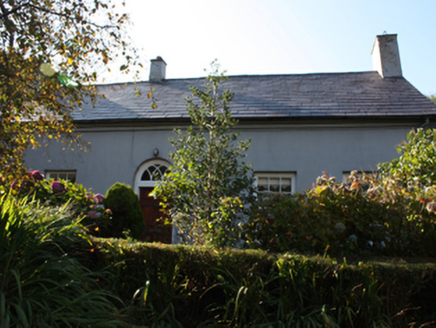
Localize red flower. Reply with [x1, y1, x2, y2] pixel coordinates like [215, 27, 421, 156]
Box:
[50, 181, 65, 193]
[30, 170, 44, 181]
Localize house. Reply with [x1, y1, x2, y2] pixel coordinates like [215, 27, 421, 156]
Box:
[25, 34, 436, 242]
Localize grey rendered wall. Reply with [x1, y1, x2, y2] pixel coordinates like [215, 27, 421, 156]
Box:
[243, 124, 408, 191]
[25, 128, 175, 194]
[24, 123, 410, 194]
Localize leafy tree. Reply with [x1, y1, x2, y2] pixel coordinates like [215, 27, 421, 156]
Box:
[152, 63, 254, 247]
[429, 94, 436, 104]
[379, 128, 436, 187]
[0, 0, 141, 183]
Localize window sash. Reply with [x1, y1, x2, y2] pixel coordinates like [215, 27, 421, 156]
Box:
[46, 170, 77, 183]
[255, 172, 295, 194]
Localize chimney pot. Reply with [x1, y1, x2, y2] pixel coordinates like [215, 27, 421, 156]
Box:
[371, 34, 402, 78]
[149, 56, 166, 81]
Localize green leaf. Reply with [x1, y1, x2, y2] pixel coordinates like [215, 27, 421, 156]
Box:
[152, 64, 254, 247]
[0, 0, 141, 183]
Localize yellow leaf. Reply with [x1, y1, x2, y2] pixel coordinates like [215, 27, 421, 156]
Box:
[68, 58, 73, 65]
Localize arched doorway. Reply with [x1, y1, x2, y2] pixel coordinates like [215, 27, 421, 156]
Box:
[134, 159, 172, 243]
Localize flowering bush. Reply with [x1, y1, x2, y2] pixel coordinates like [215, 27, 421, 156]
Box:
[93, 193, 105, 204]
[30, 170, 44, 181]
[50, 180, 65, 193]
[1, 170, 113, 237]
[245, 129, 436, 257]
[245, 171, 436, 257]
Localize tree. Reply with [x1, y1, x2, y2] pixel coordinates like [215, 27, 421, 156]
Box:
[0, 0, 141, 183]
[429, 94, 436, 104]
[151, 63, 254, 247]
[379, 128, 436, 187]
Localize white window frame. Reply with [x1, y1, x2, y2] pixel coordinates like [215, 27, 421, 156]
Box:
[254, 172, 296, 194]
[45, 170, 77, 183]
[134, 159, 171, 196]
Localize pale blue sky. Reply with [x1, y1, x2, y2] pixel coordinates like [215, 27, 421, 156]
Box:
[117, 0, 435, 96]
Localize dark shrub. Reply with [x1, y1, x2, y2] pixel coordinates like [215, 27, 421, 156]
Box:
[104, 182, 145, 239]
[244, 171, 436, 258]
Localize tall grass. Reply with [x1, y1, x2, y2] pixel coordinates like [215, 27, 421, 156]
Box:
[0, 194, 126, 327]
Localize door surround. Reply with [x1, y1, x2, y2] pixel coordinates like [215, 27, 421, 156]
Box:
[134, 158, 170, 196]
[134, 159, 172, 243]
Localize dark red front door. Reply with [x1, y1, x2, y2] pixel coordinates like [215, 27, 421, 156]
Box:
[139, 187, 172, 243]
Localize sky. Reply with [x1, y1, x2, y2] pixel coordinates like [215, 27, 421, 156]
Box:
[113, 0, 436, 96]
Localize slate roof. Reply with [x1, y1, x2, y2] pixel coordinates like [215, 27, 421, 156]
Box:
[73, 71, 436, 123]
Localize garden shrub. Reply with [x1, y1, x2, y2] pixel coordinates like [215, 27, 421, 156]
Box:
[244, 171, 436, 258]
[104, 182, 145, 239]
[0, 194, 125, 327]
[92, 239, 436, 327]
[379, 128, 436, 187]
[1, 170, 113, 237]
[244, 182, 392, 256]
[243, 129, 436, 258]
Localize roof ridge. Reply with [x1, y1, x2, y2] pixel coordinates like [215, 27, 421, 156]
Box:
[96, 71, 383, 87]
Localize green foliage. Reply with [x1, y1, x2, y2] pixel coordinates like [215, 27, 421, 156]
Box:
[379, 128, 436, 187]
[429, 94, 436, 104]
[1, 170, 114, 237]
[93, 240, 436, 327]
[0, 0, 141, 183]
[0, 194, 126, 327]
[244, 171, 436, 258]
[152, 62, 254, 247]
[105, 182, 145, 240]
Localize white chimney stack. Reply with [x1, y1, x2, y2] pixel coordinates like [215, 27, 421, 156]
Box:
[149, 56, 166, 81]
[371, 34, 402, 78]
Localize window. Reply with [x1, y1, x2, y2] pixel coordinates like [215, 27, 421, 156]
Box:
[255, 172, 296, 194]
[134, 159, 171, 195]
[141, 163, 168, 182]
[46, 170, 77, 183]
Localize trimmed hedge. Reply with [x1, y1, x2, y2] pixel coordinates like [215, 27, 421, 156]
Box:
[91, 239, 436, 327]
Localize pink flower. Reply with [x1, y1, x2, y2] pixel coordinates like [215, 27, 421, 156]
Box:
[87, 211, 101, 219]
[30, 170, 44, 181]
[50, 181, 65, 193]
[93, 193, 105, 204]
